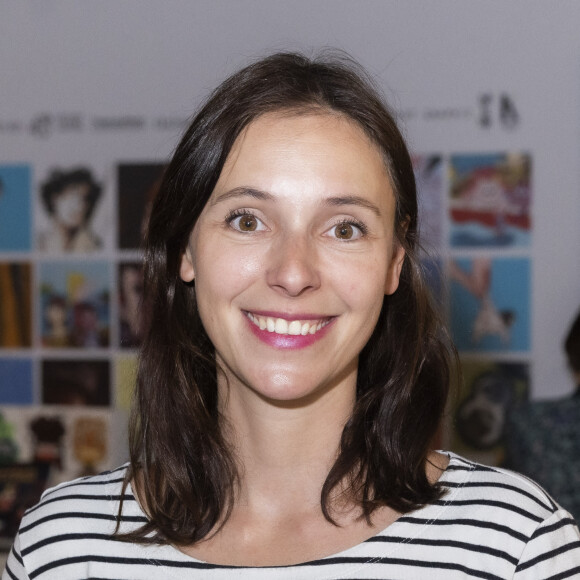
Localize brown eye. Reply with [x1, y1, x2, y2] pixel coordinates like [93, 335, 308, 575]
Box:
[238, 214, 258, 231]
[334, 223, 354, 240]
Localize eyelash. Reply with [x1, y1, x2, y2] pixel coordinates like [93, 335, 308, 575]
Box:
[225, 208, 256, 222]
[225, 208, 263, 230]
[330, 219, 368, 239]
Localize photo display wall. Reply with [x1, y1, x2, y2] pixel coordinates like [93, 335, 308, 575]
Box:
[0, 146, 532, 492]
[413, 151, 532, 466]
[0, 160, 168, 520]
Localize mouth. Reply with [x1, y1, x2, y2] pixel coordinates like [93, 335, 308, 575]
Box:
[245, 312, 333, 336]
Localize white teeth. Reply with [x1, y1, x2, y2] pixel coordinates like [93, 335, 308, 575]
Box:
[247, 313, 330, 336]
[288, 321, 302, 335]
[275, 318, 288, 334]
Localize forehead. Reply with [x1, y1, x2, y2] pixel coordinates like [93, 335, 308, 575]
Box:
[234, 110, 383, 159]
[212, 111, 394, 200]
[58, 182, 90, 196]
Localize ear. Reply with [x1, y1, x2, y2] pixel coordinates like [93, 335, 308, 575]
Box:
[179, 246, 195, 282]
[385, 218, 409, 296]
[384, 242, 406, 296]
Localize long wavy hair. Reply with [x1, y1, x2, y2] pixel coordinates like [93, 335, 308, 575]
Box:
[120, 50, 457, 545]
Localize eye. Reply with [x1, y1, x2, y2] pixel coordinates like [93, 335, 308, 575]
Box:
[327, 220, 366, 241]
[226, 210, 265, 233]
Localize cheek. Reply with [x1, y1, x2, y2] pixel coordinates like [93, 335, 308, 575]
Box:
[333, 253, 390, 306]
[193, 240, 264, 308]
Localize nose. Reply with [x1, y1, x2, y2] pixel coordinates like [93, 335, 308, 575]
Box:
[266, 233, 321, 297]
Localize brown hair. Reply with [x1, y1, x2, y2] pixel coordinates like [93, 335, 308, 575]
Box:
[565, 308, 580, 373]
[120, 50, 457, 545]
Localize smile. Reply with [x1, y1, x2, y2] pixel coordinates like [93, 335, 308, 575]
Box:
[245, 312, 332, 336]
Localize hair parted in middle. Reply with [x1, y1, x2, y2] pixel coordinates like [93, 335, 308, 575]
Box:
[122, 50, 457, 545]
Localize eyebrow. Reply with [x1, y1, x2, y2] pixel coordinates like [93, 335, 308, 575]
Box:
[212, 187, 382, 217]
[324, 195, 382, 217]
[212, 187, 273, 205]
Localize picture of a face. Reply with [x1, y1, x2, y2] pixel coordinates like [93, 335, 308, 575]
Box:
[37, 167, 104, 253]
[53, 183, 90, 229]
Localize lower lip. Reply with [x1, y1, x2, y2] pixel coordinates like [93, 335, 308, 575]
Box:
[245, 316, 334, 349]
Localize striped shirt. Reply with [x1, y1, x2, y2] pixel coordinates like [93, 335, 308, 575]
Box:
[3, 453, 580, 579]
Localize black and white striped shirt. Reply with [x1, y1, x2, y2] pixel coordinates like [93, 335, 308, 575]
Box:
[4, 453, 580, 579]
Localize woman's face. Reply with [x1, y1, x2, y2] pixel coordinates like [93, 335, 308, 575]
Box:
[181, 112, 405, 406]
[53, 183, 90, 228]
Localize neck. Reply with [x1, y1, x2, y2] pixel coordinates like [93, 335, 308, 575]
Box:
[57, 223, 80, 250]
[219, 377, 356, 518]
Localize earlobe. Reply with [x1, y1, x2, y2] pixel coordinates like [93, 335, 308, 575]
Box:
[384, 244, 406, 296]
[179, 247, 195, 283]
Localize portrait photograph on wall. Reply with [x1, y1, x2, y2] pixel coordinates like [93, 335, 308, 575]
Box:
[41, 359, 110, 406]
[117, 162, 166, 250]
[38, 260, 111, 349]
[36, 166, 106, 254]
[448, 152, 532, 248]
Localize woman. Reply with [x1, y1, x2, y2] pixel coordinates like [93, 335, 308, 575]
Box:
[5, 52, 580, 579]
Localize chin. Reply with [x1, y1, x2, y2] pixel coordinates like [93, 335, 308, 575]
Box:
[249, 371, 352, 408]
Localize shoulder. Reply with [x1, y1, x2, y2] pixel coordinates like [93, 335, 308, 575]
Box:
[19, 464, 128, 535]
[13, 464, 145, 574]
[73, 228, 102, 251]
[440, 453, 580, 576]
[33, 463, 127, 506]
[22, 463, 133, 525]
[442, 452, 562, 521]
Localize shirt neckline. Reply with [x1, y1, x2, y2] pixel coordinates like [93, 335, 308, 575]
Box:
[122, 452, 475, 572]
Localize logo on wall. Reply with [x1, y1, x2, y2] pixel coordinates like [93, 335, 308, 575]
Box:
[478, 93, 520, 130]
[29, 113, 84, 138]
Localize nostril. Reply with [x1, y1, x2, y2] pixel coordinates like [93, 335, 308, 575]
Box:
[266, 242, 320, 296]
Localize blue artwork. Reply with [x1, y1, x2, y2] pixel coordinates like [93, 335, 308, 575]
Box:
[450, 257, 530, 352]
[0, 165, 32, 251]
[0, 358, 33, 404]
